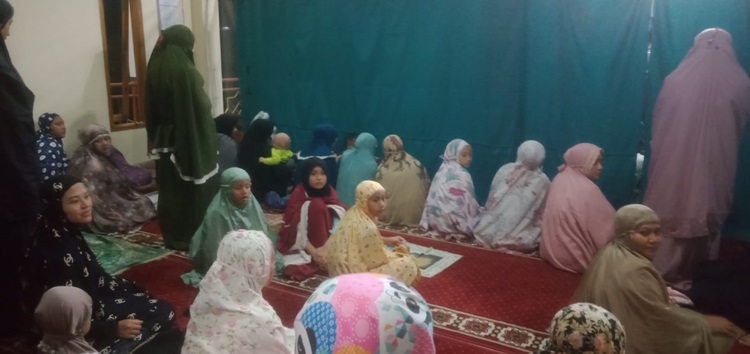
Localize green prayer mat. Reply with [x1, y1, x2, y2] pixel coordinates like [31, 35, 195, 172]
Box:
[83, 232, 173, 275]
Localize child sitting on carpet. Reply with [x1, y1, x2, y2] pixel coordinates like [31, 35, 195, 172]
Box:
[325, 180, 421, 286]
[183, 230, 294, 353]
[35, 286, 98, 354]
[295, 273, 435, 353]
[182, 167, 280, 286]
[420, 139, 481, 240]
[277, 158, 347, 281]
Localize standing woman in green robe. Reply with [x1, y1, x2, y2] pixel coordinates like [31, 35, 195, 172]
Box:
[146, 25, 218, 250]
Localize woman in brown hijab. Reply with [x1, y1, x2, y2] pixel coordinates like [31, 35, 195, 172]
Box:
[572, 204, 745, 354]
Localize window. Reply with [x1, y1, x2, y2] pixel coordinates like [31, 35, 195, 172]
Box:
[98, 0, 147, 131]
[158, 0, 184, 30]
[218, 0, 240, 113]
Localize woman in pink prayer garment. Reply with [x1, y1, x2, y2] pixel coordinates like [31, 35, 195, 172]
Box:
[644, 28, 750, 289]
[540, 143, 615, 273]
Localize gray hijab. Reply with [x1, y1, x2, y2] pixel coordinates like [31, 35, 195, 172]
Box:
[35, 286, 99, 354]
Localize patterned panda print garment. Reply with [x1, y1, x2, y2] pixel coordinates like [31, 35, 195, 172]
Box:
[295, 273, 435, 354]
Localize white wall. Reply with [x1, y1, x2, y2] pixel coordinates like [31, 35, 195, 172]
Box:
[190, 0, 224, 117]
[159, 0, 185, 30]
[5, 0, 214, 163]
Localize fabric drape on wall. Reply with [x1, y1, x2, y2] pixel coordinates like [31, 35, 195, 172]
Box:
[235, 0, 650, 206]
[648, 0, 750, 239]
[525, 0, 651, 207]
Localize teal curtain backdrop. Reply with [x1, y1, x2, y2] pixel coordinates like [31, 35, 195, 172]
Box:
[647, 0, 750, 239]
[236, 0, 651, 208]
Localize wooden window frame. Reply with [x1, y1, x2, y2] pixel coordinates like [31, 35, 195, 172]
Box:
[98, 0, 148, 132]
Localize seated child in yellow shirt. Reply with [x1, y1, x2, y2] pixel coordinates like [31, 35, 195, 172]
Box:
[259, 133, 293, 165]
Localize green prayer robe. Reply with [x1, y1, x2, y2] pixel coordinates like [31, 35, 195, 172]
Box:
[146, 25, 218, 250]
[181, 168, 275, 286]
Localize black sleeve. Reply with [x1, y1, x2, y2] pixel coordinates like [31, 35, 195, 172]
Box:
[0, 72, 41, 221]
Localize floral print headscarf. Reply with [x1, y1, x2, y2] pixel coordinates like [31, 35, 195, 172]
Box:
[183, 229, 294, 353]
[537, 303, 625, 354]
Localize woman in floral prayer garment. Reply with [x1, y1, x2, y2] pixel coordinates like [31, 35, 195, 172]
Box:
[474, 140, 550, 253]
[419, 139, 481, 240]
[69, 124, 155, 234]
[183, 230, 294, 353]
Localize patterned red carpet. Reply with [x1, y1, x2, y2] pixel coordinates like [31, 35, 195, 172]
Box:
[117, 224, 750, 354]
[118, 224, 575, 353]
[130, 220, 571, 352]
[57, 218, 745, 354]
[120, 254, 197, 332]
[269, 231, 579, 353]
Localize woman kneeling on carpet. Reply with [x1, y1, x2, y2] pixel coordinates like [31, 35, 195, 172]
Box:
[22, 175, 179, 354]
[326, 180, 421, 286]
[295, 273, 435, 353]
[336, 132, 378, 207]
[182, 167, 280, 286]
[474, 140, 550, 253]
[277, 158, 347, 280]
[535, 303, 625, 354]
[540, 143, 615, 273]
[69, 124, 156, 234]
[375, 134, 431, 228]
[183, 229, 294, 353]
[572, 204, 744, 354]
